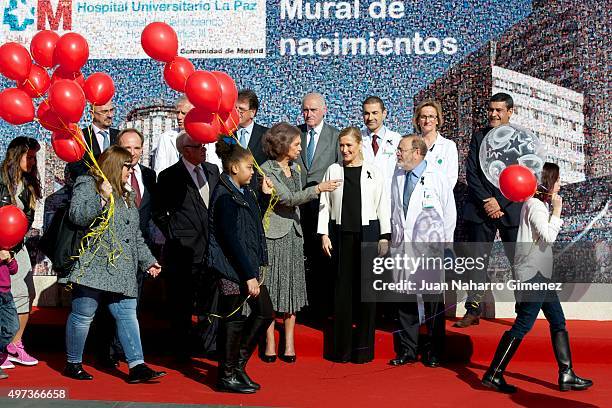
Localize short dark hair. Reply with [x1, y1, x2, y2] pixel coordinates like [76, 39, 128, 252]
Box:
[490, 92, 514, 109]
[117, 128, 144, 146]
[362, 96, 386, 112]
[262, 122, 301, 160]
[237, 89, 260, 115]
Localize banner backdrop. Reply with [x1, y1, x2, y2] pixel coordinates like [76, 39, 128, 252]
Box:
[0, 0, 610, 281]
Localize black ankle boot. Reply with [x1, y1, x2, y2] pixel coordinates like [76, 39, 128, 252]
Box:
[482, 331, 522, 393]
[236, 316, 272, 390]
[551, 330, 593, 391]
[64, 362, 93, 380]
[217, 320, 256, 394]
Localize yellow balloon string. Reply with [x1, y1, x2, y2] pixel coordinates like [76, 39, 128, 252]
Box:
[205, 112, 281, 322]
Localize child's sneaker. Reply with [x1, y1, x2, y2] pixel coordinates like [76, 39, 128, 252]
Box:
[7, 341, 38, 366]
[0, 352, 15, 369]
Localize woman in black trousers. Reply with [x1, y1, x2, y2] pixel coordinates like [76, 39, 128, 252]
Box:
[317, 127, 390, 363]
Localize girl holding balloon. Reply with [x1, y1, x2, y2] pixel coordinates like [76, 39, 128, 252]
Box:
[482, 163, 593, 393]
[0, 137, 41, 367]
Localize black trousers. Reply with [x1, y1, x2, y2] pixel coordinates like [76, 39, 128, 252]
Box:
[464, 220, 518, 315]
[331, 231, 376, 363]
[395, 294, 445, 359]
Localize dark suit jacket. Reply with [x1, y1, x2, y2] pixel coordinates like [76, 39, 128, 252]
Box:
[68, 126, 119, 180]
[463, 126, 522, 227]
[136, 164, 157, 246]
[296, 122, 340, 187]
[153, 159, 220, 270]
[246, 122, 269, 165]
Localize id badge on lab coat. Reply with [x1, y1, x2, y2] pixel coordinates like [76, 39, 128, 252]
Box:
[422, 188, 435, 209]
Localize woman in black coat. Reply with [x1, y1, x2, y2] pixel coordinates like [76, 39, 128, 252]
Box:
[207, 138, 274, 394]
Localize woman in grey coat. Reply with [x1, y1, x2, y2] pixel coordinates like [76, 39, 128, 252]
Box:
[62, 146, 165, 383]
[259, 123, 340, 362]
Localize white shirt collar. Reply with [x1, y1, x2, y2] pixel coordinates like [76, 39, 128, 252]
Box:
[182, 157, 202, 175]
[240, 121, 254, 135]
[308, 120, 325, 135]
[365, 125, 388, 140]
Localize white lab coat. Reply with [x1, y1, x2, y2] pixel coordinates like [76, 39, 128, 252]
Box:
[389, 164, 457, 294]
[361, 126, 402, 193]
[424, 133, 459, 188]
[154, 129, 180, 174]
[390, 165, 456, 246]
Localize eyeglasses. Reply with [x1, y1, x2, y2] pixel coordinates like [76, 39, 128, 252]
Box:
[123, 162, 136, 170]
[236, 106, 253, 114]
[396, 147, 417, 154]
[94, 108, 115, 115]
[184, 144, 207, 149]
[418, 114, 438, 122]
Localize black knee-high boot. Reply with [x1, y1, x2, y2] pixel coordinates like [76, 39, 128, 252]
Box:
[236, 316, 273, 390]
[482, 331, 522, 393]
[217, 320, 256, 394]
[551, 330, 593, 392]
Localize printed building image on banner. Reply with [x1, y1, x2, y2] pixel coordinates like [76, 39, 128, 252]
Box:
[1, 0, 266, 58]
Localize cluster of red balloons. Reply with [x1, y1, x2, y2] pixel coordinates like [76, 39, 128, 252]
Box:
[141, 22, 239, 143]
[0, 31, 116, 163]
[0, 205, 28, 250]
[499, 164, 538, 202]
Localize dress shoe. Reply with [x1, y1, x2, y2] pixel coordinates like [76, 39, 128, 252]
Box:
[453, 314, 480, 328]
[64, 362, 93, 380]
[389, 353, 417, 366]
[260, 354, 277, 363]
[423, 354, 441, 368]
[127, 363, 167, 384]
[279, 354, 296, 363]
[217, 374, 257, 394]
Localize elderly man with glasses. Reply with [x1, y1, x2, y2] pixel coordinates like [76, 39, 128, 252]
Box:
[153, 132, 220, 363]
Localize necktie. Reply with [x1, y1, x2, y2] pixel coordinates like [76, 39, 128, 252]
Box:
[195, 166, 209, 207]
[239, 128, 247, 147]
[99, 130, 110, 151]
[130, 173, 142, 208]
[372, 134, 379, 155]
[307, 129, 316, 167]
[403, 171, 414, 217]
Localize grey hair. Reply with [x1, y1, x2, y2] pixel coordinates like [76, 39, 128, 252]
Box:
[302, 92, 326, 108]
[176, 132, 195, 155]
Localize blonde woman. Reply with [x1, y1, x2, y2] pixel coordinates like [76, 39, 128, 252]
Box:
[318, 127, 390, 363]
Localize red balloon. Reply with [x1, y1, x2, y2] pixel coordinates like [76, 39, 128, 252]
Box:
[48, 79, 86, 123]
[30, 30, 60, 68]
[499, 164, 537, 202]
[141, 22, 178, 62]
[54, 33, 89, 73]
[51, 67, 85, 88]
[185, 71, 222, 112]
[212, 71, 238, 115]
[83, 72, 115, 105]
[18, 64, 51, 98]
[0, 88, 34, 125]
[0, 205, 29, 249]
[37, 100, 65, 131]
[163, 57, 195, 92]
[0, 42, 32, 81]
[184, 109, 221, 143]
[221, 108, 240, 134]
[52, 124, 86, 162]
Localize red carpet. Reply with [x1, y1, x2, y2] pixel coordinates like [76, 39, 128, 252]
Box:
[2, 309, 608, 407]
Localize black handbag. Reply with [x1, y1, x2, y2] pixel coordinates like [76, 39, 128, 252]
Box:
[39, 206, 89, 278]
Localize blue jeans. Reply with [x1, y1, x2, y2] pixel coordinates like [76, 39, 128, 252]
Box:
[508, 275, 566, 339]
[0, 292, 19, 351]
[66, 285, 144, 368]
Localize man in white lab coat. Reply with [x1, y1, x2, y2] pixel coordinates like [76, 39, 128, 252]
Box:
[360, 96, 402, 193]
[388, 135, 456, 368]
